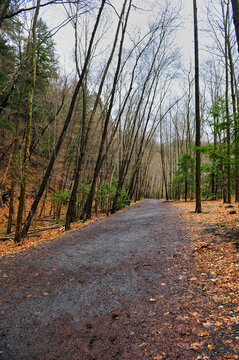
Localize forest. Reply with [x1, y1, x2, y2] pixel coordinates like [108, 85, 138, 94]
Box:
[0, 0, 238, 243]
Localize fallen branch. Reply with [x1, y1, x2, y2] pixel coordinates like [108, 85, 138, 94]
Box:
[0, 224, 62, 241]
[193, 240, 216, 252]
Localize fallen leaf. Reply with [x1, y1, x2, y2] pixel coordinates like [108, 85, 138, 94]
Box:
[189, 311, 200, 317]
[26, 294, 32, 298]
[139, 342, 147, 347]
[203, 321, 214, 328]
[190, 342, 202, 350]
[52, 268, 57, 271]
[164, 312, 170, 316]
[161, 283, 166, 286]
[42, 292, 48, 296]
[198, 330, 209, 337]
[153, 356, 163, 360]
[207, 344, 214, 350]
[177, 315, 189, 320]
[215, 321, 223, 327]
[149, 298, 157, 302]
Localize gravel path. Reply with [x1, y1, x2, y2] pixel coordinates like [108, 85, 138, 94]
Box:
[0, 200, 205, 359]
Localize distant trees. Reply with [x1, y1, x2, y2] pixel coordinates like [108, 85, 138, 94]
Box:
[160, 0, 238, 204]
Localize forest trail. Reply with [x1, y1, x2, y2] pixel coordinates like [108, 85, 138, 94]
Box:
[0, 200, 237, 359]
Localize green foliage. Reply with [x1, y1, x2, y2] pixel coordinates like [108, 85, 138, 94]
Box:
[177, 152, 194, 172]
[171, 152, 195, 200]
[173, 152, 194, 185]
[35, 19, 58, 80]
[79, 182, 91, 196]
[94, 179, 131, 212]
[208, 97, 233, 135]
[0, 117, 14, 133]
[47, 189, 70, 204]
[0, 34, 17, 99]
[117, 189, 131, 208]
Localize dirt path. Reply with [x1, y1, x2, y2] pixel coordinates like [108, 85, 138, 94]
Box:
[0, 200, 236, 359]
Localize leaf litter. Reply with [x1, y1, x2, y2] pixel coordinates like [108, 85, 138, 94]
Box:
[135, 200, 239, 359]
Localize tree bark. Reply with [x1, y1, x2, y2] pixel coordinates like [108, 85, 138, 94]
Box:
[227, 35, 238, 202]
[0, 0, 10, 28]
[193, 0, 202, 213]
[223, 2, 231, 203]
[231, 0, 239, 52]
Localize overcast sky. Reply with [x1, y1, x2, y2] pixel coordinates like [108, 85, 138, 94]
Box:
[41, 0, 209, 76]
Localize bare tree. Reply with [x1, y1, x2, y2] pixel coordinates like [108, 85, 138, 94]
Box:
[193, 0, 202, 213]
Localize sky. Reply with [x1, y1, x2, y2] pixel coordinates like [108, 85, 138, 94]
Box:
[40, 0, 208, 77]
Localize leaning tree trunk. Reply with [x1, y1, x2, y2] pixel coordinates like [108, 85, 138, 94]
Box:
[66, 0, 125, 228]
[82, 0, 132, 220]
[19, 0, 106, 240]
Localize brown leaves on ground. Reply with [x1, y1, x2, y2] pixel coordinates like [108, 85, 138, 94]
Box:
[171, 199, 239, 359]
[135, 200, 238, 359]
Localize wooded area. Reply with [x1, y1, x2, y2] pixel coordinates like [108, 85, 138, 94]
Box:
[0, 0, 238, 243]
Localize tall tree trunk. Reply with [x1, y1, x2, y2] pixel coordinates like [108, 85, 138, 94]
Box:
[193, 0, 202, 213]
[6, 32, 31, 234]
[160, 121, 169, 201]
[223, 2, 231, 203]
[7, 79, 26, 234]
[185, 175, 188, 202]
[227, 36, 239, 202]
[19, 0, 106, 240]
[231, 0, 239, 52]
[14, 0, 41, 243]
[211, 111, 218, 199]
[0, 0, 10, 27]
[65, 83, 87, 230]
